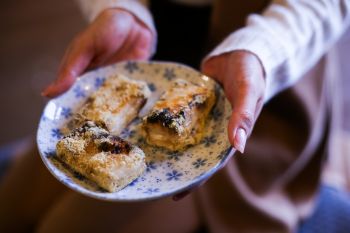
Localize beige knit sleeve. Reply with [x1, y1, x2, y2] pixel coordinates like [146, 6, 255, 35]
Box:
[203, 0, 350, 102]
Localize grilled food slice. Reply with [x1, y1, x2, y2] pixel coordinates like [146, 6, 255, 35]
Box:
[75, 74, 151, 134]
[143, 79, 216, 151]
[56, 121, 146, 192]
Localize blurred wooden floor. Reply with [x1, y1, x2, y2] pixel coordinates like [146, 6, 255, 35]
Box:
[0, 1, 349, 145]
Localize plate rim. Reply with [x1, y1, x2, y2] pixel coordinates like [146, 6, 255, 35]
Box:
[36, 60, 234, 202]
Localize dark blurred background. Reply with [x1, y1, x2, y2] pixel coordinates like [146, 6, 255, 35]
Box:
[1, 0, 350, 146]
[0, 0, 85, 145]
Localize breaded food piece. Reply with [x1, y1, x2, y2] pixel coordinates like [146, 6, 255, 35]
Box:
[56, 121, 146, 192]
[143, 79, 216, 151]
[76, 74, 151, 134]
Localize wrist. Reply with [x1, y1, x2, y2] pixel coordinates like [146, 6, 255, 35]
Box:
[229, 50, 266, 80]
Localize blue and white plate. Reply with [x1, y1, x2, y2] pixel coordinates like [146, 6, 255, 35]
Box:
[37, 61, 234, 202]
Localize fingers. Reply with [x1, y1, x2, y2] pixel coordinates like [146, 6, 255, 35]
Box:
[226, 60, 265, 153]
[202, 51, 265, 153]
[42, 8, 154, 99]
[42, 36, 94, 98]
[227, 90, 259, 153]
[226, 65, 265, 153]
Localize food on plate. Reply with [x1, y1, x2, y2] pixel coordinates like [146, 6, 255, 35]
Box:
[142, 79, 216, 151]
[75, 74, 151, 134]
[56, 121, 146, 192]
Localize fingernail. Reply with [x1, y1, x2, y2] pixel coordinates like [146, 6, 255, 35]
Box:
[235, 128, 247, 153]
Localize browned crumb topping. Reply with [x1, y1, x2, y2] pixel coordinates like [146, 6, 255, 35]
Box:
[96, 135, 131, 154]
[64, 121, 131, 155]
[144, 80, 210, 134]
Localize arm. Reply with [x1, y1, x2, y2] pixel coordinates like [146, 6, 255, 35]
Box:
[202, 0, 350, 152]
[205, 0, 350, 101]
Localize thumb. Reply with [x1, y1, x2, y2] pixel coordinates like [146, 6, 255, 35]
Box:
[201, 56, 226, 84]
[42, 38, 93, 98]
[227, 87, 260, 153]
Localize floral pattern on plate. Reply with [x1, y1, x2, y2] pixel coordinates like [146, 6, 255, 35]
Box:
[36, 61, 233, 202]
